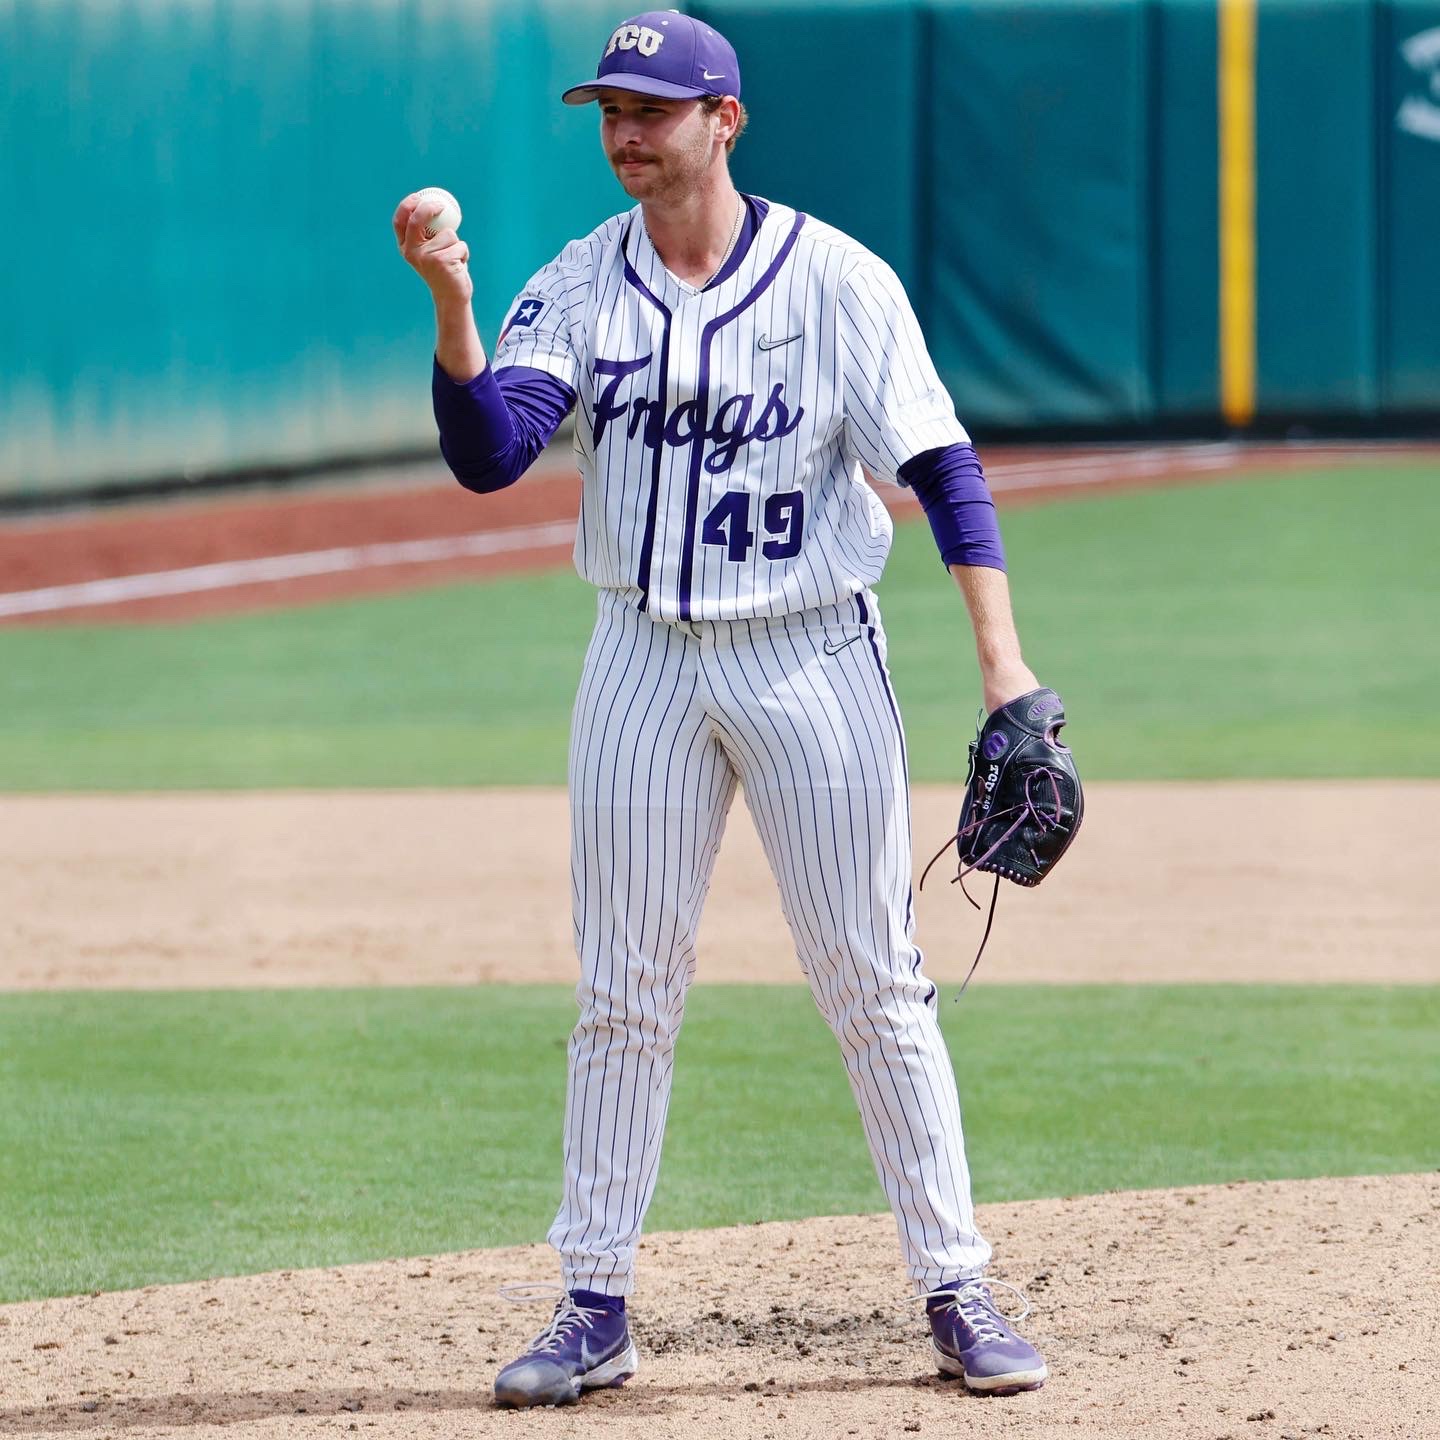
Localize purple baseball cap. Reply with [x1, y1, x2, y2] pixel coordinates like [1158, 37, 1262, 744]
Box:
[561, 10, 741, 105]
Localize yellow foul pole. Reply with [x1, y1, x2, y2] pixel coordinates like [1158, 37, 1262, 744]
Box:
[1219, 0, 1257, 426]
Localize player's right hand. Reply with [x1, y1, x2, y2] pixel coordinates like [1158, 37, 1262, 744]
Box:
[393, 192, 473, 307]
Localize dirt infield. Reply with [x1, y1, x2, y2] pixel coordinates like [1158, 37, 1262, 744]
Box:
[4, 782, 1438, 991]
[3, 1173, 1435, 1440]
[3, 441, 1433, 625]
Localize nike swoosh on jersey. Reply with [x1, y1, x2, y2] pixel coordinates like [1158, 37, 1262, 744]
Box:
[822, 635, 862, 656]
[757, 333, 802, 351]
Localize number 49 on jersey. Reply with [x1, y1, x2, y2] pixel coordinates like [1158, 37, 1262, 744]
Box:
[701, 489, 804, 562]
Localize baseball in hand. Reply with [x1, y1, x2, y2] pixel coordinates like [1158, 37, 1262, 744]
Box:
[415, 187, 462, 238]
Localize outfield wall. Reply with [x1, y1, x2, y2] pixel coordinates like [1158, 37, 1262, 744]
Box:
[2, 0, 1437, 497]
[709, 0, 1440, 429]
[0, 0, 622, 497]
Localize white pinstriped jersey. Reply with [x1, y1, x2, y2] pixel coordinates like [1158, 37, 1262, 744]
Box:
[491, 200, 969, 623]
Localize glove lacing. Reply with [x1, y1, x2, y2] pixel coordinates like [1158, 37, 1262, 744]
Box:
[920, 766, 1067, 998]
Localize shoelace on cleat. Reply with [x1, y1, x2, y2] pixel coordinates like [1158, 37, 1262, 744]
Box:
[526, 1298, 610, 1354]
[904, 1277, 1034, 1343]
[497, 1282, 616, 1356]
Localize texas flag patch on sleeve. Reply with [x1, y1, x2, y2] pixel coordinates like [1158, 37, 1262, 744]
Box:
[497, 297, 545, 347]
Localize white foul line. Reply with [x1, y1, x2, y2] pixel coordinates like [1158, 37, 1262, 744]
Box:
[0, 519, 577, 618]
[986, 444, 1241, 490]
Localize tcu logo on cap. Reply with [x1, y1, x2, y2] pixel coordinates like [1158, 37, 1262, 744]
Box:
[605, 22, 665, 57]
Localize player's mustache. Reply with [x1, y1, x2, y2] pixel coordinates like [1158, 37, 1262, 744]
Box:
[611, 149, 657, 165]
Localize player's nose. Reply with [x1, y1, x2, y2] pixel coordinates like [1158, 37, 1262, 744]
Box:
[610, 113, 647, 145]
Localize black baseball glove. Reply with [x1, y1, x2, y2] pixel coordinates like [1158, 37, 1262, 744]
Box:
[921, 687, 1084, 988]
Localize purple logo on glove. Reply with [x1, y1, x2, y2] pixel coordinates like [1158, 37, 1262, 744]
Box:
[982, 732, 1009, 761]
[1026, 693, 1063, 724]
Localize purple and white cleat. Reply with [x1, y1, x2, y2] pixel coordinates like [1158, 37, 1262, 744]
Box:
[923, 1277, 1047, 1395]
[493, 1291, 638, 1408]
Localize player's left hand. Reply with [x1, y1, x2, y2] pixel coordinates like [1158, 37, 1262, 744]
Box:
[925, 685, 1084, 895]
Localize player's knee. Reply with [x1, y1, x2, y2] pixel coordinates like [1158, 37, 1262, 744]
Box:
[572, 988, 685, 1049]
[806, 968, 938, 1038]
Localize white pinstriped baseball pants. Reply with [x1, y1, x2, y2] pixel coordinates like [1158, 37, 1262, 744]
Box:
[548, 586, 992, 1294]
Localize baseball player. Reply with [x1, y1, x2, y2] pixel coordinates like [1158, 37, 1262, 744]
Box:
[395, 9, 1051, 1409]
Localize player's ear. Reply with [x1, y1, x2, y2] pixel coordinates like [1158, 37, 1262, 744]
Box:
[713, 95, 742, 149]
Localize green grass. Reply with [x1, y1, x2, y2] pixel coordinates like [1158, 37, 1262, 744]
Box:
[0, 570, 597, 788]
[1, 984, 1434, 1302]
[893, 461, 1440, 778]
[0, 461, 1435, 787]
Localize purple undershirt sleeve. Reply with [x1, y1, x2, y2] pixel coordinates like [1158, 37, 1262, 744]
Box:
[898, 443, 1007, 572]
[431, 360, 576, 494]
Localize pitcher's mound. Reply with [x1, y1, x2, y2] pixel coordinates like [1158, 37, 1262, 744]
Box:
[3, 1173, 1435, 1438]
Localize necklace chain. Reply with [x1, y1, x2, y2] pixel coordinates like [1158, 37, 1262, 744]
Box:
[711, 196, 744, 282]
[645, 195, 744, 289]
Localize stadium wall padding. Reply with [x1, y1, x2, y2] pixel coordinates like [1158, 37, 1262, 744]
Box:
[0, 0, 623, 496]
[1254, 0, 1380, 416]
[1384, 0, 1440, 412]
[2, 0, 1437, 497]
[922, 0, 1154, 427]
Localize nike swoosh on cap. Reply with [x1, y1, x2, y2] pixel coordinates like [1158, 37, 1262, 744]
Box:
[702, 70, 726, 80]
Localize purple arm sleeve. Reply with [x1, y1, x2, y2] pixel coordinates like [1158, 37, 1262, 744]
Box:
[899, 443, 1007, 571]
[431, 360, 576, 493]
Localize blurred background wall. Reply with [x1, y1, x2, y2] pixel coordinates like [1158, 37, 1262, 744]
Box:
[2, 0, 1438, 500]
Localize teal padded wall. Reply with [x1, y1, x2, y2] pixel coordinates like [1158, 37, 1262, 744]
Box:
[2, 0, 1437, 498]
[0, 0, 622, 496]
[1152, 0, 1220, 420]
[923, 0, 1153, 428]
[711, 0, 1439, 433]
[1383, 1, 1440, 410]
[1254, 0, 1380, 414]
